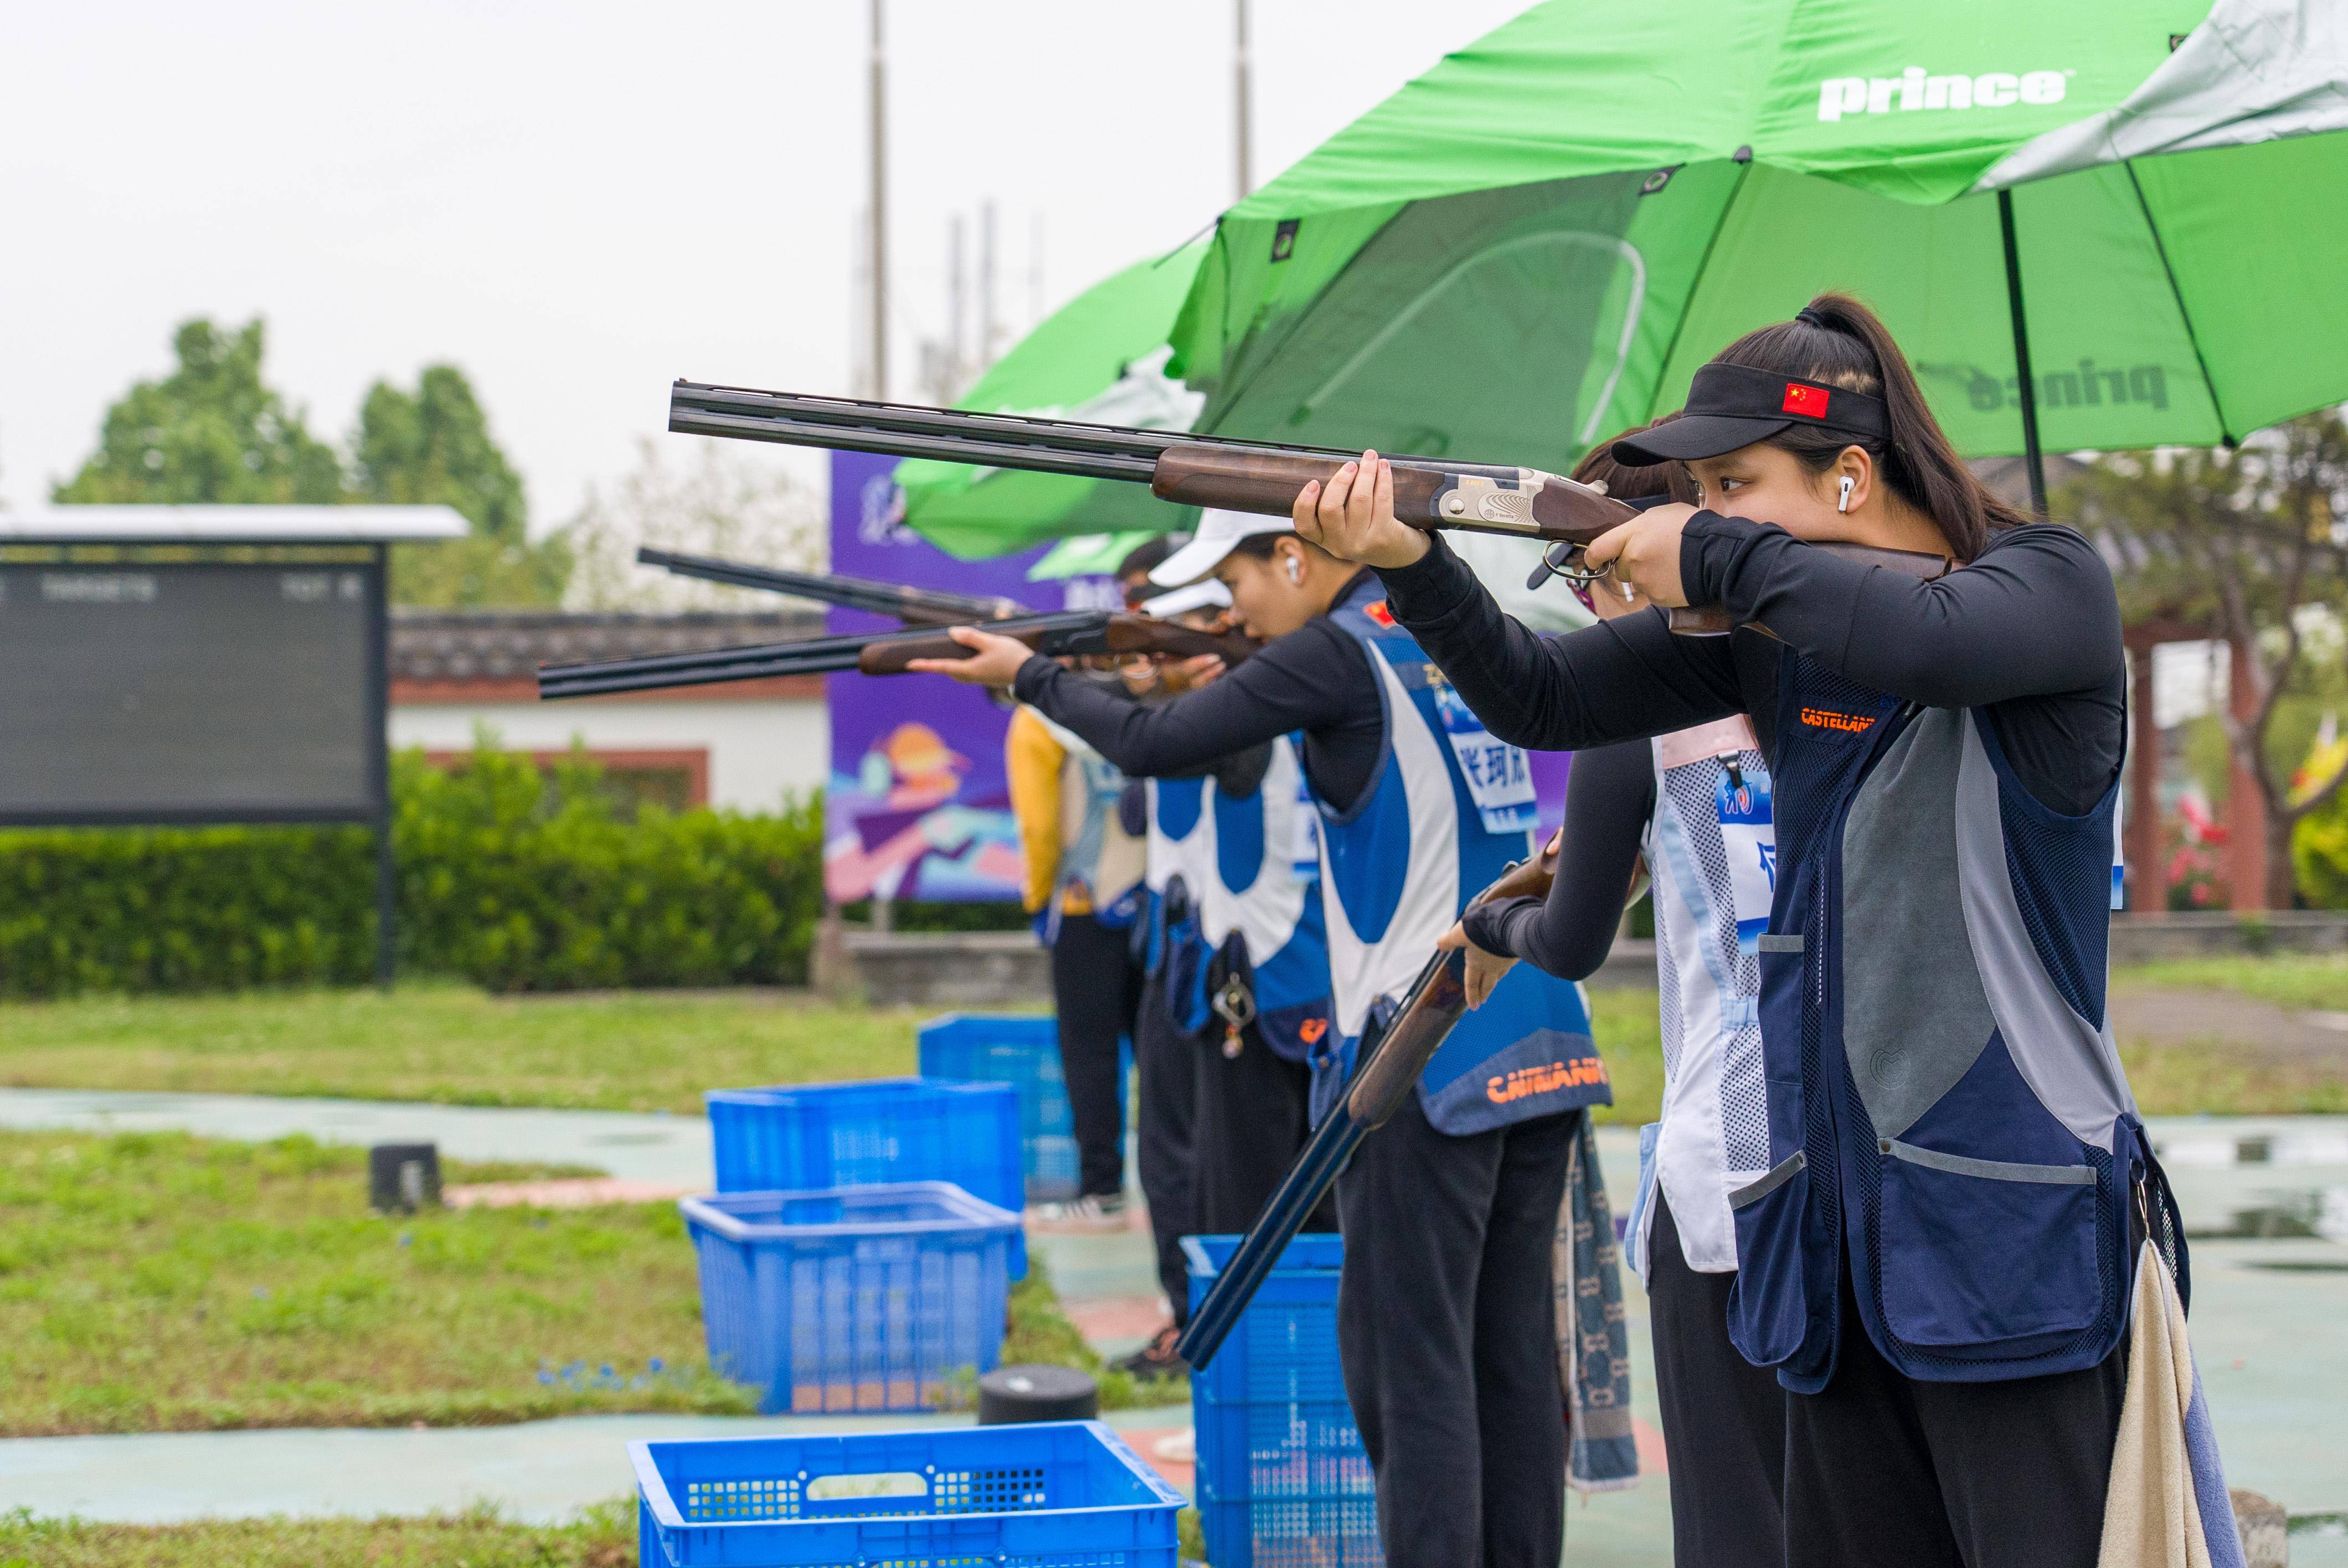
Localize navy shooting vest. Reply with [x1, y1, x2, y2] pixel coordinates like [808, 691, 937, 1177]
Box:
[1727, 647, 2158, 1390]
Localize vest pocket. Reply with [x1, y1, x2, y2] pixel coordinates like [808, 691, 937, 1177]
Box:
[1878, 1139, 2099, 1349]
[1726, 1151, 1809, 1365]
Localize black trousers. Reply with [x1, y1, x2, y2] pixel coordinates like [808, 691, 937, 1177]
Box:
[1646, 1190, 1786, 1568]
[1337, 1095, 1574, 1568]
[1132, 976, 1199, 1322]
[1783, 1270, 2126, 1568]
[1192, 1023, 1337, 1239]
[1050, 913, 1141, 1200]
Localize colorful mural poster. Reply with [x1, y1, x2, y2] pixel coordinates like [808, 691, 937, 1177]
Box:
[823, 451, 1120, 904]
[822, 450, 1574, 901]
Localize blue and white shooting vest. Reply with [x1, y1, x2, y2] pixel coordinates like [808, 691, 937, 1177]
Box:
[1727, 650, 2154, 1389]
[1194, 736, 1334, 1062]
[1624, 717, 1775, 1283]
[1144, 743, 1333, 1059]
[1314, 585, 1610, 1135]
[1143, 774, 1213, 1024]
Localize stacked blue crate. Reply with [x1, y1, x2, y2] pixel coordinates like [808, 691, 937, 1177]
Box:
[706, 1077, 1023, 1214]
[1184, 1233, 1382, 1568]
[634, 1422, 1184, 1567]
[682, 1183, 1021, 1416]
[916, 1014, 1128, 1203]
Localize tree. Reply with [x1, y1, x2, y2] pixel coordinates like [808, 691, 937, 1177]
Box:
[53, 319, 343, 504]
[564, 437, 823, 611]
[2069, 411, 2348, 907]
[353, 365, 569, 608]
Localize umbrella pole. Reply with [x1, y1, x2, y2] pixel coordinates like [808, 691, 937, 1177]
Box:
[1996, 189, 2050, 518]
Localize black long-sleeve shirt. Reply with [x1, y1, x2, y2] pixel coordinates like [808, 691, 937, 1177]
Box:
[1463, 739, 1653, 979]
[1009, 571, 1389, 814]
[1377, 516, 2125, 816]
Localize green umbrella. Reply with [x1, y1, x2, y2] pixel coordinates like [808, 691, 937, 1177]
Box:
[898, 239, 1212, 558]
[1025, 531, 1161, 581]
[1169, 0, 2348, 509]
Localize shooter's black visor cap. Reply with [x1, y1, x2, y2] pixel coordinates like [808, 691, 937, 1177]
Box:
[1612, 363, 1891, 465]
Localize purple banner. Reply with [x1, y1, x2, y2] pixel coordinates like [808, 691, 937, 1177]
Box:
[822, 451, 1573, 901]
[823, 452, 1119, 904]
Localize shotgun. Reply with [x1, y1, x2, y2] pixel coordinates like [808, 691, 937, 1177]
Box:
[1175, 834, 1564, 1370]
[636, 546, 1031, 625]
[535, 606, 1252, 701]
[666, 381, 1955, 632]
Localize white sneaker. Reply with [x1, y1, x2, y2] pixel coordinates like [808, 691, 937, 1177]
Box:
[1038, 1193, 1128, 1232]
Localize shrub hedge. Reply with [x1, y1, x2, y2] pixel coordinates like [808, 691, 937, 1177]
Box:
[0, 748, 824, 999]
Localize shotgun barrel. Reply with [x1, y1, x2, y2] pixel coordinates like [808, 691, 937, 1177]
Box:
[636, 546, 1030, 625]
[536, 607, 1250, 701]
[666, 382, 1957, 635]
[1173, 832, 1563, 1370]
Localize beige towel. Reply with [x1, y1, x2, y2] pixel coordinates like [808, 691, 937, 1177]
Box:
[2098, 1240, 2209, 1568]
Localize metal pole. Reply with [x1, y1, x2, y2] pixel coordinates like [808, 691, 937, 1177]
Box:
[1996, 189, 2048, 518]
[368, 544, 396, 989]
[868, 0, 888, 400]
[979, 201, 998, 373]
[1234, 0, 1253, 199]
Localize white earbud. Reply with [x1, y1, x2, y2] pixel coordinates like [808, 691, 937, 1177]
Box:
[1837, 475, 1855, 513]
[1286, 554, 1303, 585]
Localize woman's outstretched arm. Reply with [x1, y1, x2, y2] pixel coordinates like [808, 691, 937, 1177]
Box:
[1376, 534, 1743, 752]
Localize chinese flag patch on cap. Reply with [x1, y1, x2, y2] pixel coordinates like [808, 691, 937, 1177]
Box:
[1782, 382, 1831, 419]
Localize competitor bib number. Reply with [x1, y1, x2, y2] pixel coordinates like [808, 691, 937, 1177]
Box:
[1432, 681, 1537, 834]
[1716, 761, 1775, 954]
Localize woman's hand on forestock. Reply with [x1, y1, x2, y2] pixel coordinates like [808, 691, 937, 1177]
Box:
[905, 626, 1034, 686]
[1293, 452, 1428, 570]
[1436, 920, 1516, 1010]
[1584, 502, 1697, 608]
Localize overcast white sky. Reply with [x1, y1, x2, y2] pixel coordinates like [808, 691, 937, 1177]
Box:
[0, 1, 1526, 530]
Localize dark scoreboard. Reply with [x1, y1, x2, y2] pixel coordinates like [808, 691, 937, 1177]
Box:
[0, 559, 384, 824]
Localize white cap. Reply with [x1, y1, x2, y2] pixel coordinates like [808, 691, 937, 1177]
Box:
[1148, 508, 1293, 587]
[1138, 579, 1232, 619]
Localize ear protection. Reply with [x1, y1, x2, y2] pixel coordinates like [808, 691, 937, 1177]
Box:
[1837, 474, 1855, 513]
[1286, 553, 1303, 584]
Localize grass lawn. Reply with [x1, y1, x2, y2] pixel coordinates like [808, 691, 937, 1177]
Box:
[0, 1503, 635, 1568]
[0, 1128, 746, 1436]
[0, 957, 2337, 1129]
[0, 983, 926, 1113]
[2110, 952, 2348, 1012]
[0, 1126, 1149, 1438]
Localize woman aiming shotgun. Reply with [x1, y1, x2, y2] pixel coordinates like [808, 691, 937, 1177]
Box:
[1301, 292, 2155, 1568]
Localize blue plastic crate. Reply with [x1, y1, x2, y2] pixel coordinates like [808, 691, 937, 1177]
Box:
[707, 1079, 1023, 1216]
[1183, 1234, 1382, 1568]
[634, 1422, 1183, 1567]
[917, 1014, 1129, 1203]
[683, 1183, 1019, 1415]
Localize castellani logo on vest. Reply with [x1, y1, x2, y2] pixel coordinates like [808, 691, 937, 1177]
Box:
[1817, 67, 2070, 122]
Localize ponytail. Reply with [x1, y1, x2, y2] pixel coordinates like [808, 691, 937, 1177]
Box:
[1712, 293, 2028, 560]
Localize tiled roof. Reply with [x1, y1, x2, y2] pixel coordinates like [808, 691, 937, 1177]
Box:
[390, 608, 826, 681]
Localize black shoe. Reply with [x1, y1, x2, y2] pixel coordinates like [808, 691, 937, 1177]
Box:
[1116, 1323, 1188, 1379]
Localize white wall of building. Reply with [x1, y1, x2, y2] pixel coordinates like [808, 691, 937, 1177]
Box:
[389, 698, 828, 813]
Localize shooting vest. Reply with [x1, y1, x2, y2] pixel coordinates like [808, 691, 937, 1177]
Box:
[1623, 718, 1775, 1285]
[1313, 580, 1609, 1136]
[1194, 735, 1334, 1063]
[1143, 775, 1214, 1026]
[1728, 648, 2153, 1390]
[1027, 709, 1144, 931]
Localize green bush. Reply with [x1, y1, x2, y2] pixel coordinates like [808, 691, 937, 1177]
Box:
[2296, 791, 2348, 910]
[0, 748, 823, 999]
